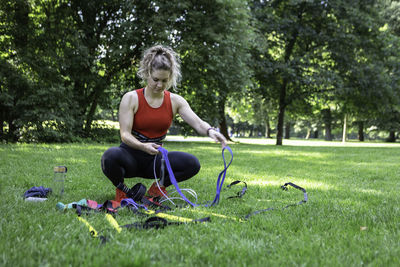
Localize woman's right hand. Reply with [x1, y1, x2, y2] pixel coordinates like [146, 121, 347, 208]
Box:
[142, 143, 161, 155]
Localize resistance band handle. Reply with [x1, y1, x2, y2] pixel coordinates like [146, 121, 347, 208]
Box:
[77, 216, 98, 238]
[105, 214, 122, 233]
[281, 182, 308, 202]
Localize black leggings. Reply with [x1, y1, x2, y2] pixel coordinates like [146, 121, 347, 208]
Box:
[101, 143, 201, 187]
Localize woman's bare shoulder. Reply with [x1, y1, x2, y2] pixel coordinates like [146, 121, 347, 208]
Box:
[120, 90, 139, 112]
[170, 92, 187, 105]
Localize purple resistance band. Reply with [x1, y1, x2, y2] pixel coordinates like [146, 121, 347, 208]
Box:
[157, 146, 233, 207]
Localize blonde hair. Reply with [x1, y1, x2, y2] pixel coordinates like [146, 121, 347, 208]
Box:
[137, 45, 181, 90]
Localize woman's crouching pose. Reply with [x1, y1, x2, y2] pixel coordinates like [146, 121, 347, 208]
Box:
[101, 45, 227, 203]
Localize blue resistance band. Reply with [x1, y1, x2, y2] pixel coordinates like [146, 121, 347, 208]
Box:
[157, 146, 233, 207]
[120, 198, 148, 211]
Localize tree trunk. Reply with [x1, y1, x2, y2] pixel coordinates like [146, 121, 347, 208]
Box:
[8, 118, 18, 142]
[275, 3, 304, 145]
[305, 128, 311, 139]
[284, 122, 291, 139]
[325, 127, 332, 141]
[387, 131, 396, 142]
[265, 119, 272, 138]
[219, 117, 231, 141]
[218, 98, 232, 142]
[342, 114, 347, 143]
[276, 78, 288, 145]
[322, 108, 332, 141]
[111, 109, 117, 121]
[358, 121, 364, 141]
[71, 81, 87, 136]
[84, 87, 102, 135]
[276, 101, 285, 145]
[313, 130, 319, 139]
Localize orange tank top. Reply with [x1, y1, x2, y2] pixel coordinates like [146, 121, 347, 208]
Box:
[131, 88, 173, 143]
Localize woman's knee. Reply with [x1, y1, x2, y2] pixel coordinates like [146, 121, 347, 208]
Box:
[189, 155, 201, 176]
[101, 147, 121, 173]
[177, 152, 201, 178]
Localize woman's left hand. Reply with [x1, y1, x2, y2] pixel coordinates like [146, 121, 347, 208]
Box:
[209, 129, 227, 148]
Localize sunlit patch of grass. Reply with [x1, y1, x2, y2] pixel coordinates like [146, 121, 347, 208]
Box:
[1, 141, 399, 266]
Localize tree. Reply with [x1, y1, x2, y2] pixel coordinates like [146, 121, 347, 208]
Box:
[251, 0, 344, 145]
[0, 0, 75, 142]
[251, 0, 397, 145]
[0, 0, 182, 141]
[176, 0, 253, 140]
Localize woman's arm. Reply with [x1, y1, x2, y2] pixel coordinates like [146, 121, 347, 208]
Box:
[173, 94, 227, 147]
[119, 92, 160, 155]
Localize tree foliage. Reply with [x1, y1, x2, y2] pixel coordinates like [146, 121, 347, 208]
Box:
[250, 0, 399, 144]
[0, 0, 399, 143]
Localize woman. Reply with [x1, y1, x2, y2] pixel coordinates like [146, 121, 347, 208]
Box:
[101, 44, 227, 203]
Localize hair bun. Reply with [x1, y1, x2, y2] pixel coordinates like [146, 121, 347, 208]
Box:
[154, 47, 165, 55]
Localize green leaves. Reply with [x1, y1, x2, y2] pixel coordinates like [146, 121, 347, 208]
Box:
[1, 0, 399, 142]
[248, 0, 400, 143]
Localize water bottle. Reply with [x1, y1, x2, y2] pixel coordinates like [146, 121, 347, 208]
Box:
[53, 166, 67, 198]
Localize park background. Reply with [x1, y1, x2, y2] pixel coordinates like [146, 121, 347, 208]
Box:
[1, 1, 400, 266]
[1, 0, 399, 145]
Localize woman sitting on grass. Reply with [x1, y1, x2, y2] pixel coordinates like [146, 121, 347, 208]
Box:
[101, 44, 227, 203]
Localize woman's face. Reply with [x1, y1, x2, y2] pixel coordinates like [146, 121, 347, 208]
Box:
[147, 69, 170, 94]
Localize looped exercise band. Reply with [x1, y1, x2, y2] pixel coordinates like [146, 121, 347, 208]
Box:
[157, 146, 234, 207]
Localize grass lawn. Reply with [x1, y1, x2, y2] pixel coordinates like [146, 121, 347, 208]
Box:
[0, 139, 399, 266]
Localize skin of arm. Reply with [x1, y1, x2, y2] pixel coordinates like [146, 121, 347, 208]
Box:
[171, 93, 227, 147]
[119, 91, 160, 155]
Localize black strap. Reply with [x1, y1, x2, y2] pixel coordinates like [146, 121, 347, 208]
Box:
[245, 182, 308, 220]
[244, 208, 274, 219]
[127, 183, 147, 202]
[122, 217, 168, 230]
[140, 197, 172, 211]
[226, 180, 247, 199]
[131, 130, 166, 145]
[281, 182, 308, 207]
[121, 216, 211, 230]
[74, 204, 96, 216]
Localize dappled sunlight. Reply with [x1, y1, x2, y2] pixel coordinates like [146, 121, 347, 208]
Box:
[55, 157, 88, 164]
[66, 145, 108, 151]
[234, 138, 400, 148]
[268, 149, 328, 158]
[165, 136, 213, 143]
[234, 149, 330, 163]
[355, 188, 384, 196]
[2, 139, 399, 266]
[246, 178, 335, 191]
[165, 135, 400, 148]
